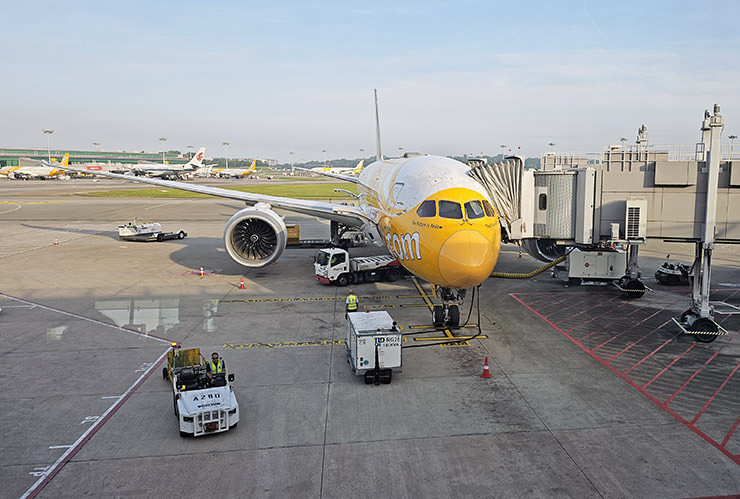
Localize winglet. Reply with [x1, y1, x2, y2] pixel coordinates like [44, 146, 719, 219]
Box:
[374, 89, 383, 161]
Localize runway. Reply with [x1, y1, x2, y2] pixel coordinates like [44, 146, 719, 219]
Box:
[1, 179, 739, 498]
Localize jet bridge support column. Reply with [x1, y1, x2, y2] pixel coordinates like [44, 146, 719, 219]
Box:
[682, 104, 723, 341]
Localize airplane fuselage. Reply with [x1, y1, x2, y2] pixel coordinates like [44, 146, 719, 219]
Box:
[356, 155, 501, 289]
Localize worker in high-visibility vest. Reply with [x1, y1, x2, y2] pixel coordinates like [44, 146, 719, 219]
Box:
[206, 352, 226, 385]
[345, 289, 358, 318]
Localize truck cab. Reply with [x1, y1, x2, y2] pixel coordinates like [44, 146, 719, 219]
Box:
[315, 247, 351, 284]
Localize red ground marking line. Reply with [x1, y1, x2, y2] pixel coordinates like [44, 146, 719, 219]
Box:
[540, 295, 580, 319]
[607, 318, 673, 363]
[643, 343, 697, 388]
[665, 328, 740, 406]
[691, 356, 740, 425]
[22, 348, 171, 499]
[721, 414, 740, 448]
[572, 299, 636, 339]
[575, 298, 657, 343]
[511, 292, 740, 467]
[591, 307, 665, 353]
[622, 330, 682, 376]
[554, 294, 621, 327]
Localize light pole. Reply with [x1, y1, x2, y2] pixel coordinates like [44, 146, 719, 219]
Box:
[322, 149, 327, 167]
[398, 147, 404, 157]
[548, 142, 556, 151]
[159, 137, 167, 164]
[93, 141, 100, 150]
[42, 129, 54, 162]
[499, 144, 506, 159]
[289, 151, 294, 175]
[620, 137, 628, 148]
[223, 142, 230, 169]
[729, 135, 737, 159]
[187, 144, 194, 159]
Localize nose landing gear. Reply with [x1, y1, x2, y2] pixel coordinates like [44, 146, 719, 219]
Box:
[432, 287, 465, 328]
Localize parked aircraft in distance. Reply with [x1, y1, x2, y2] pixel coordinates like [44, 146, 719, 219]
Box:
[210, 159, 257, 178]
[0, 153, 69, 180]
[58, 91, 501, 325]
[131, 147, 207, 179]
[311, 159, 364, 176]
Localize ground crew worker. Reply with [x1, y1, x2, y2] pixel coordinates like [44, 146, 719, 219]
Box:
[206, 352, 225, 384]
[345, 289, 358, 318]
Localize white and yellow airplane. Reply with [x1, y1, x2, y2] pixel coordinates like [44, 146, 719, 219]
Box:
[58, 92, 501, 324]
[311, 159, 364, 176]
[210, 159, 257, 178]
[1, 153, 69, 179]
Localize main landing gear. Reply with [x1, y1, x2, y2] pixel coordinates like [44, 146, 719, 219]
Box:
[431, 287, 466, 329]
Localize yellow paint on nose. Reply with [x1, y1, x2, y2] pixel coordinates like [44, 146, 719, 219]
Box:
[438, 230, 496, 288]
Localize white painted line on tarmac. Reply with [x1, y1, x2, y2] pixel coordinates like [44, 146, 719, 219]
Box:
[100, 395, 120, 399]
[0, 293, 172, 344]
[20, 347, 170, 499]
[47, 445, 72, 450]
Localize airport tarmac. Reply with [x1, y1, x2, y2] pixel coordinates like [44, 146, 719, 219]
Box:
[1, 179, 739, 499]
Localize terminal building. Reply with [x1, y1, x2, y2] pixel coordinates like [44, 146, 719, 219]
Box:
[0, 147, 183, 168]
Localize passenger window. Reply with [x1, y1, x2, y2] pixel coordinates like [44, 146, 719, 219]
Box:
[416, 200, 436, 217]
[482, 200, 495, 217]
[464, 200, 485, 219]
[438, 200, 463, 219]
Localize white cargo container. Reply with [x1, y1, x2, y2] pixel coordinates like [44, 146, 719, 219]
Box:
[346, 310, 402, 384]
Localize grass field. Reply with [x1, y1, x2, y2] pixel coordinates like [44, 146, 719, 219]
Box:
[82, 182, 358, 199]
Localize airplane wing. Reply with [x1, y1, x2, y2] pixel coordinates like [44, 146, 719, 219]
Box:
[294, 167, 367, 187]
[56, 163, 374, 227]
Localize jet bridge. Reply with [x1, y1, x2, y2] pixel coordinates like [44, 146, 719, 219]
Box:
[469, 104, 739, 342]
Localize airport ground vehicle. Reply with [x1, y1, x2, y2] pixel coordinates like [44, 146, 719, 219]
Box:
[118, 219, 186, 242]
[162, 346, 239, 437]
[314, 247, 404, 286]
[346, 311, 402, 384]
[655, 256, 692, 286]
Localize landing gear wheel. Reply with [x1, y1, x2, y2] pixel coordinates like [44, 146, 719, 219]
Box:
[337, 275, 349, 287]
[446, 304, 460, 328]
[680, 309, 693, 324]
[691, 318, 718, 343]
[622, 279, 646, 299]
[432, 305, 445, 327]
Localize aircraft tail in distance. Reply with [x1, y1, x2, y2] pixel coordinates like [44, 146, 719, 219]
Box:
[187, 147, 206, 168]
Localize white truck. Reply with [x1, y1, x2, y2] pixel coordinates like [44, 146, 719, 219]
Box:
[162, 346, 239, 437]
[346, 311, 402, 384]
[314, 247, 405, 286]
[118, 218, 186, 242]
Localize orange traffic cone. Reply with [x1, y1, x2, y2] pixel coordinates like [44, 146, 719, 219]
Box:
[199, 266, 204, 278]
[480, 357, 492, 378]
[239, 277, 245, 289]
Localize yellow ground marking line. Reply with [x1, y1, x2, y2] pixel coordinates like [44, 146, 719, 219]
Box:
[409, 277, 486, 343]
[218, 295, 394, 303]
[223, 337, 409, 350]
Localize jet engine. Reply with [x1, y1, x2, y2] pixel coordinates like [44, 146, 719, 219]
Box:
[223, 204, 287, 267]
[521, 238, 567, 262]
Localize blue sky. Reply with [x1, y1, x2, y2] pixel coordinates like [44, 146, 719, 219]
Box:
[2, 1, 739, 162]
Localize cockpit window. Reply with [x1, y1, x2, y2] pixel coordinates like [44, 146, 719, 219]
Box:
[482, 200, 495, 217]
[464, 200, 485, 219]
[416, 200, 436, 217]
[438, 200, 463, 219]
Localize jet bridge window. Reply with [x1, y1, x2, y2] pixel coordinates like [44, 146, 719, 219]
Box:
[538, 193, 547, 211]
[416, 200, 436, 217]
[464, 200, 485, 219]
[482, 200, 495, 217]
[438, 200, 463, 219]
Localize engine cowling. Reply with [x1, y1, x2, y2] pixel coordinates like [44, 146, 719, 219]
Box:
[224, 205, 287, 267]
[521, 238, 567, 262]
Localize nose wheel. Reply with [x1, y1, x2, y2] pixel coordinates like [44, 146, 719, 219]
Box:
[432, 304, 460, 328]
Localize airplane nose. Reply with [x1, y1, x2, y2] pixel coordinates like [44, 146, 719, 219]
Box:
[438, 230, 496, 288]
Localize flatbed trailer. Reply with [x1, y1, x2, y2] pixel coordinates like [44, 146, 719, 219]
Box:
[314, 247, 405, 286]
[118, 220, 186, 242]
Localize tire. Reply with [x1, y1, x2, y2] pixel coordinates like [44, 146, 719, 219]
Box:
[691, 318, 718, 343]
[173, 396, 179, 417]
[230, 422, 238, 430]
[622, 279, 646, 299]
[385, 268, 401, 282]
[179, 431, 191, 438]
[680, 309, 693, 324]
[178, 231, 185, 239]
[433, 305, 445, 327]
[337, 274, 349, 287]
[162, 367, 168, 380]
[157, 233, 164, 242]
[447, 304, 460, 328]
